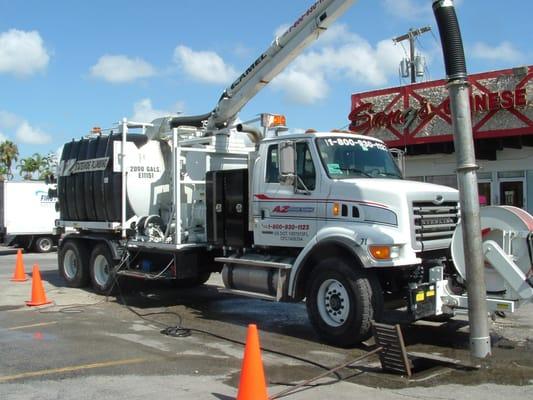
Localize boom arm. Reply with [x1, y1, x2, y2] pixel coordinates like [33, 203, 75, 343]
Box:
[205, 0, 356, 130]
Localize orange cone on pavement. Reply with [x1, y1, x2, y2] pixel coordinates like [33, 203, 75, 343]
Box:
[11, 249, 28, 282]
[26, 264, 52, 307]
[236, 324, 268, 400]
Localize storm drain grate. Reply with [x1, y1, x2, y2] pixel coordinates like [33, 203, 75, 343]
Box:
[372, 322, 412, 377]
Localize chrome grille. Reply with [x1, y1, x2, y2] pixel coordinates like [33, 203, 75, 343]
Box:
[413, 201, 459, 249]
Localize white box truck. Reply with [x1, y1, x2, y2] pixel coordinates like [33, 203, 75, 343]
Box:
[0, 181, 59, 253]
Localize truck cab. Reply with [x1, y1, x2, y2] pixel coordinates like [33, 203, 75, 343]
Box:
[252, 131, 458, 259]
[215, 129, 460, 345]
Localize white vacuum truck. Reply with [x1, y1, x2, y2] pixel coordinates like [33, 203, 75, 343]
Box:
[55, 0, 533, 346]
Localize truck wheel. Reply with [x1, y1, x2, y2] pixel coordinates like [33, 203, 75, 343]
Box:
[34, 236, 54, 253]
[89, 243, 116, 294]
[306, 259, 383, 347]
[59, 240, 90, 287]
[173, 272, 211, 288]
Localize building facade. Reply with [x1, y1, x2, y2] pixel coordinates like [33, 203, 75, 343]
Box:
[349, 65, 533, 214]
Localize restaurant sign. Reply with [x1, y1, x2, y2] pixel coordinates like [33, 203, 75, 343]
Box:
[349, 66, 533, 147]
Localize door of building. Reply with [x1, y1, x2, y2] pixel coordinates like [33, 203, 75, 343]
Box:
[498, 179, 525, 208]
[478, 180, 492, 206]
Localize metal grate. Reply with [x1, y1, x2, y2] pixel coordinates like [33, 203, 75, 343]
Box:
[372, 322, 412, 377]
[413, 201, 459, 249]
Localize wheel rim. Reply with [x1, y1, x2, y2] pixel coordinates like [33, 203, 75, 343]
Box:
[39, 238, 52, 252]
[317, 279, 350, 327]
[63, 249, 78, 280]
[93, 254, 110, 287]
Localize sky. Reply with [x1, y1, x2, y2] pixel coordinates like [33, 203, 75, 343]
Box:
[0, 0, 531, 161]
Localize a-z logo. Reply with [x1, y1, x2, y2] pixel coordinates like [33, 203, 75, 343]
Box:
[272, 205, 290, 213]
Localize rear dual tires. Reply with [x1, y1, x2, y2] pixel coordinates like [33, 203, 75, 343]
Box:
[306, 258, 383, 347]
[59, 240, 90, 287]
[59, 240, 116, 294]
[89, 243, 116, 295]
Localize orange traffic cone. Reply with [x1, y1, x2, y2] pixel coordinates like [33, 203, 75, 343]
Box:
[26, 264, 52, 307]
[236, 324, 268, 400]
[11, 249, 28, 282]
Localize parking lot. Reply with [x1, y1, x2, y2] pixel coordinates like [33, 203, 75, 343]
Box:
[1, 251, 533, 399]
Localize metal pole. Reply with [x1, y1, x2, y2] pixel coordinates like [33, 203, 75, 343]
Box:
[448, 81, 491, 359]
[121, 118, 127, 239]
[409, 31, 416, 83]
[432, 0, 491, 359]
[172, 127, 181, 245]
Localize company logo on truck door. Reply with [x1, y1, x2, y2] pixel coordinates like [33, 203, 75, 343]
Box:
[272, 205, 315, 213]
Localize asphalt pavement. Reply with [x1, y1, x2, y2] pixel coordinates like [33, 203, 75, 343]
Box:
[0, 250, 532, 399]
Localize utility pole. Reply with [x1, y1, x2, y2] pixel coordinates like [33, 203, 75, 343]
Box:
[393, 26, 431, 83]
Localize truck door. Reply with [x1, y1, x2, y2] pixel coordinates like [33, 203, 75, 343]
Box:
[253, 141, 321, 247]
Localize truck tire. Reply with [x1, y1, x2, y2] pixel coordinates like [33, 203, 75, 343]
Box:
[89, 243, 116, 294]
[59, 240, 90, 287]
[173, 272, 211, 288]
[306, 258, 383, 347]
[34, 236, 54, 253]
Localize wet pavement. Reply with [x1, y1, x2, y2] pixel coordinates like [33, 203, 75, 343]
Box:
[0, 251, 532, 399]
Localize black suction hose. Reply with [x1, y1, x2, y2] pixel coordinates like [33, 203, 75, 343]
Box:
[433, 0, 467, 81]
[169, 112, 212, 128]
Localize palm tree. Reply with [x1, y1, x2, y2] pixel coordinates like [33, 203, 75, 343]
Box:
[0, 140, 19, 180]
[0, 165, 9, 181]
[17, 154, 43, 180]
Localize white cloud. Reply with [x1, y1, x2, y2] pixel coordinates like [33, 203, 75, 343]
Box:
[0, 110, 22, 129]
[0, 110, 51, 145]
[383, 0, 463, 20]
[471, 41, 524, 63]
[383, 0, 429, 20]
[0, 29, 50, 77]
[90, 55, 156, 83]
[173, 45, 237, 84]
[271, 25, 404, 104]
[273, 70, 329, 104]
[131, 98, 185, 122]
[16, 121, 51, 145]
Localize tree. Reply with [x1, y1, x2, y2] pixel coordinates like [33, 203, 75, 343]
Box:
[17, 153, 45, 180]
[39, 151, 58, 181]
[0, 165, 9, 181]
[0, 140, 19, 180]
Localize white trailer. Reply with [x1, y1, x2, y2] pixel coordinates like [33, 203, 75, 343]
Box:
[0, 181, 59, 252]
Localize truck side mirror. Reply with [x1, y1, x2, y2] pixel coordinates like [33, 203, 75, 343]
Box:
[389, 148, 405, 178]
[278, 141, 296, 186]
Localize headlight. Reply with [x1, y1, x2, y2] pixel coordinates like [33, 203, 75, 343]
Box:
[369, 245, 401, 260]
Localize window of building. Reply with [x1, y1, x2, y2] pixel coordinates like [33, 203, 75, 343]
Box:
[497, 171, 525, 179]
[425, 174, 458, 189]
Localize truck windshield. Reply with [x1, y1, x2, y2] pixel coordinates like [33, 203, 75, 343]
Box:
[316, 137, 402, 180]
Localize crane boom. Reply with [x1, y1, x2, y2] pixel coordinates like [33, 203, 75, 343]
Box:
[205, 0, 357, 130]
